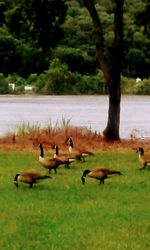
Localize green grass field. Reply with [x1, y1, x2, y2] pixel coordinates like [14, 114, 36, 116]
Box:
[0, 150, 149, 250]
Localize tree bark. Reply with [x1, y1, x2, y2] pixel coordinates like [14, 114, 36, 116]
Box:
[103, 85, 121, 140]
[103, 0, 124, 140]
[83, 0, 124, 140]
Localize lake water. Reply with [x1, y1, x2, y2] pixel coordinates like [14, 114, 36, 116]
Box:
[0, 95, 150, 138]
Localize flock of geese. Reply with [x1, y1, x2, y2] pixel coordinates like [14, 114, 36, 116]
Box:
[14, 137, 150, 188]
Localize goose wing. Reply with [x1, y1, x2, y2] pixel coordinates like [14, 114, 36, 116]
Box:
[93, 167, 121, 175]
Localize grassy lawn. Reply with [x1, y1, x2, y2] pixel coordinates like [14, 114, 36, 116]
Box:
[0, 150, 149, 250]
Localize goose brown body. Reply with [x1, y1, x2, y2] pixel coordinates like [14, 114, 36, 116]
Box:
[67, 137, 93, 161]
[52, 144, 76, 168]
[81, 167, 122, 185]
[39, 144, 66, 173]
[136, 147, 150, 170]
[14, 169, 51, 188]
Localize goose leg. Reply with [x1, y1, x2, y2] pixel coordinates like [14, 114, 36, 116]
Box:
[100, 178, 104, 185]
[82, 156, 85, 162]
[65, 162, 70, 169]
[30, 183, 33, 188]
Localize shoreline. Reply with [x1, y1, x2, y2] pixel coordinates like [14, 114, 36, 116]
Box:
[0, 129, 150, 152]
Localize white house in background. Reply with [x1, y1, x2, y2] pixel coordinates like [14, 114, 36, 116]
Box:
[24, 85, 33, 91]
[8, 83, 15, 90]
[136, 77, 141, 83]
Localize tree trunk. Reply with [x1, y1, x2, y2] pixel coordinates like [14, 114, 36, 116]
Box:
[83, 0, 124, 140]
[103, 85, 121, 140]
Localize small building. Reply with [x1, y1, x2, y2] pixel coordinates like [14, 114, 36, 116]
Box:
[24, 86, 33, 91]
[136, 77, 141, 83]
[9, 83, 15, 90]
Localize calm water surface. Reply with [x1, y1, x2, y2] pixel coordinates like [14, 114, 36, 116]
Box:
[0, 95, 150, 138]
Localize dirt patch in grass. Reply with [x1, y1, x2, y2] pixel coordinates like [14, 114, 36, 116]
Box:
[0, 125, 149, 153]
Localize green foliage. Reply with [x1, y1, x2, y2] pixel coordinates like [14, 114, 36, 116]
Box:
[123, 0, 150, 78]
[0, 2, 6, 25]
[33, 73, 46, 94]
[0, 51, 149, 96]
[62, 1, 93, 49]
[6, 74, 26, 94]
[0, 27, 21, 75]
[53, 46, 97, 74]
[26, 73, 38, 85]
[0, 27, 47, 77]
[5, 6, 26, 38]
[124, 48, 147, 78]
[5, 0, 68, 52]
[0, 0, 149, 92]
[35, 59, 72, 94]
[74, 71, 106, 94]
[7, 73, 26, 86]
[134, 78, 150, 94]
[121, 76, 150, 94]
[0, 151, 149, 249]
[0, 73, 9, 93]
[33, 59, 106, 94]
[17, 45, 48, 76]
[121, 76, 136, 94]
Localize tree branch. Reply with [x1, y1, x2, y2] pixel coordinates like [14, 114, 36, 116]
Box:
[83, 0, 112, 84]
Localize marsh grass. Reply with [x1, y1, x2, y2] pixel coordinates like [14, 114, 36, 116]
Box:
[0, 150, 149, 250]
[0, 120, 150, 154]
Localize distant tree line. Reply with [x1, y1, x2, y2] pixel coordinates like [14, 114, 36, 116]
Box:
[0, 0, 149, 94]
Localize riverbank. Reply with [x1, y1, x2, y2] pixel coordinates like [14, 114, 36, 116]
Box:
[0, 125, 149, 153]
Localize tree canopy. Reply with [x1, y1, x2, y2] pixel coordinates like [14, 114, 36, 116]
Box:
[0, 0, 149, 94]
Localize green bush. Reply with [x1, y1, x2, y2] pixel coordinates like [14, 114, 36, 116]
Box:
[7, 73, 26, 86]
[134, 78, 150, 94]
[74, 71, 106, 94]
[121, 76, 136, 94]
[0, 73, 9, 94]
[15, 85, 25, 94]
[34, 73, 46, 94]
[45, 59, 72, 94]
[121, 76, 150, 95]
[33, 59, 106, 95]
[6, 74, 26, 94]
[26, 73, 38, 85]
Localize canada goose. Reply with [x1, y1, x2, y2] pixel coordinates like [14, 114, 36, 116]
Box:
[39, 143, 66, 174]
[67, 137, 93, 161]
[14, 169, 51, 188]
[52, 144, 76, 168]
[136, 147, 150, 170]
[81, 167, 122, 185]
